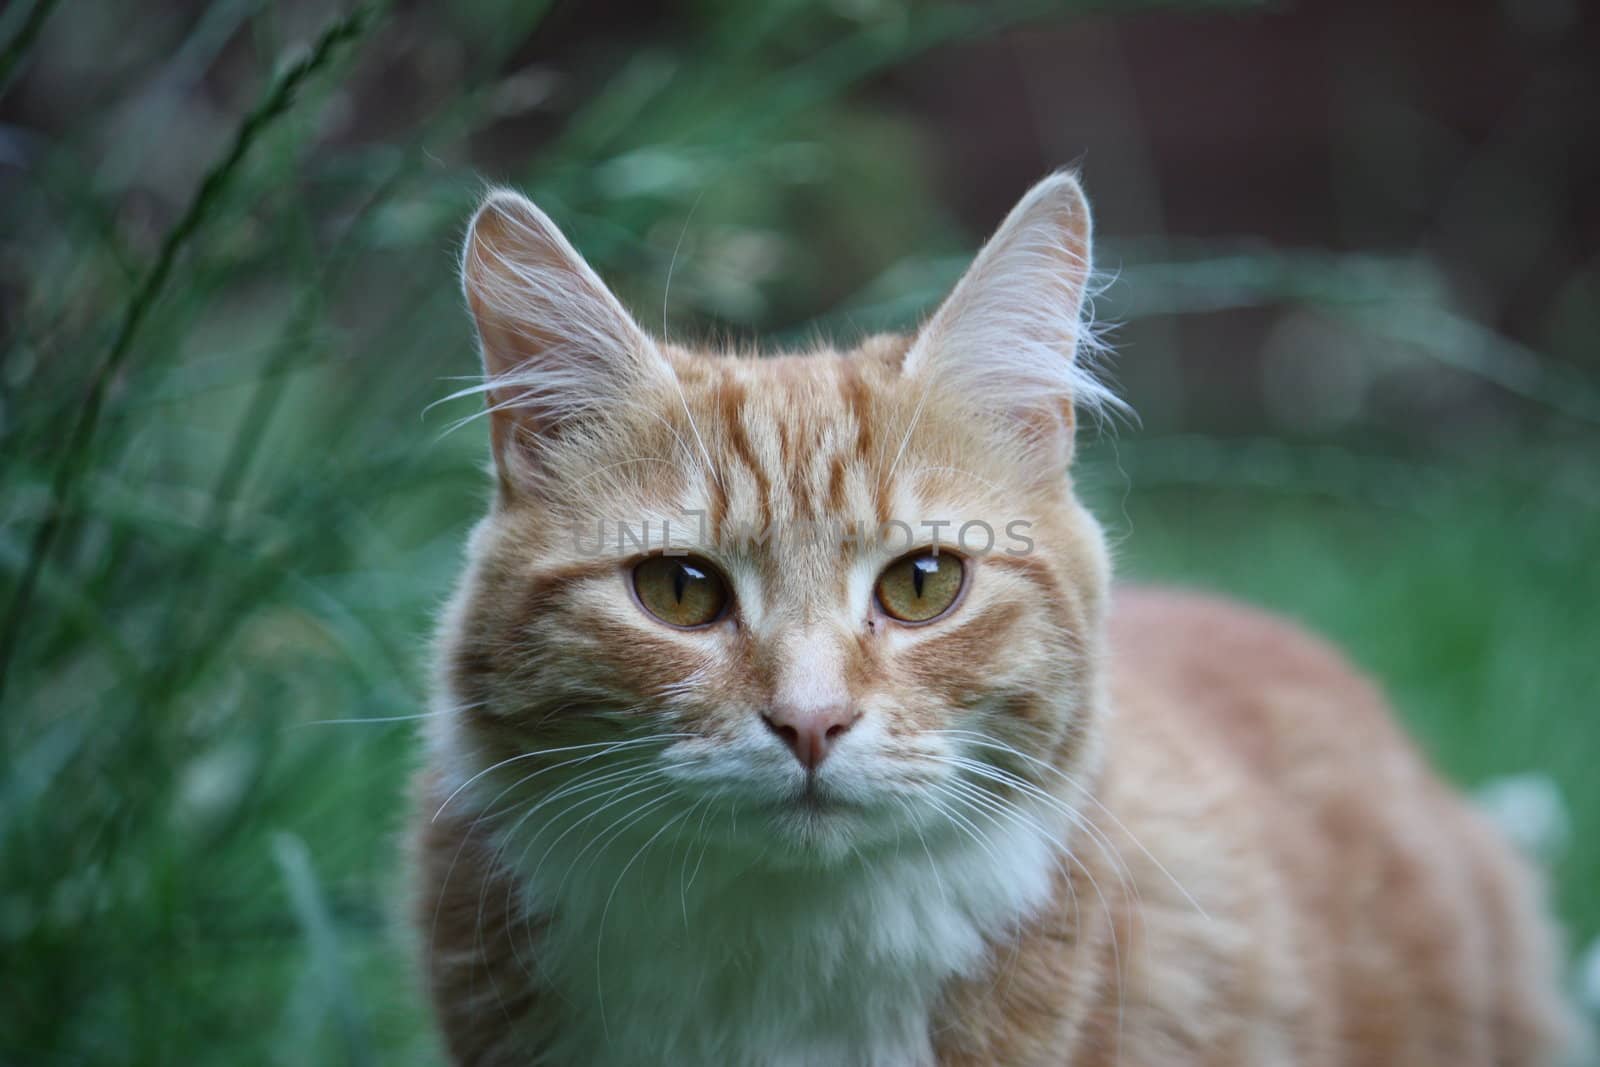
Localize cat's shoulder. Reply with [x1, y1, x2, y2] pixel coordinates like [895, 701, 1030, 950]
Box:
[1105, 584, 1408, 775]
[1108, 584, 1366, 683]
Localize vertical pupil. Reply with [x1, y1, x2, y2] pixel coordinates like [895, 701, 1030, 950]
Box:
[673, 564, 690, 603]
[912, 555, 937, 598]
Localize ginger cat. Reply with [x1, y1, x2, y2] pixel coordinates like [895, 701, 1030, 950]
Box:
[413, 173, 1577, 1065]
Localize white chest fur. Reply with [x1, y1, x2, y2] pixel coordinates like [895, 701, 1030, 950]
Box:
[488, 800, 1068, 1067]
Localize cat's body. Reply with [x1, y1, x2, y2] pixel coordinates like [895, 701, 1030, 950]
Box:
[413, 175, 1576, 1065]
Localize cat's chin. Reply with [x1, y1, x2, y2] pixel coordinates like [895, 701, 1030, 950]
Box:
[765, 816, 864, 866]
[751, 785, 902, 866]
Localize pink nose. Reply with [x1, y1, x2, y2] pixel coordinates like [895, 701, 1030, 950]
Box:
[762, 705, 861, 771]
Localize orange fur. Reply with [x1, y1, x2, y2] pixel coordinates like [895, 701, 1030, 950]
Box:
[412, 176, 1577, 1066]
[931, 589, 1576, 1065]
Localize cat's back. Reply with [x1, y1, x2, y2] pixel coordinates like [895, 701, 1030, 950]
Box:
[1094, 585, 1575, 1066]
[1107, 585, 1412, 790]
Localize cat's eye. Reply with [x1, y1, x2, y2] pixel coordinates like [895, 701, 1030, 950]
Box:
[631, 555, 730, 629]
[875, 551, 965, 624]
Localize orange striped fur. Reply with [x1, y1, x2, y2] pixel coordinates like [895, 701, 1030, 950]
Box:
[413, 175, 1578, 1066]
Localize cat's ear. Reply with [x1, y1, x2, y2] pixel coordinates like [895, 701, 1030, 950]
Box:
[902, 171, 1115, 467]
[462, 189, 670, 491]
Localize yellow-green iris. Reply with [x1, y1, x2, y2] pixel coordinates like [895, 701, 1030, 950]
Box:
[632, 556, 729, 628]
[875, 551, 965, 623]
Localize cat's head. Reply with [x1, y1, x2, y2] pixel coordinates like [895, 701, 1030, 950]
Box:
[437, 174, 1116, 865]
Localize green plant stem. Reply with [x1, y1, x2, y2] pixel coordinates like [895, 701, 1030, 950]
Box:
[0, 0, 63, 96]
[0, 5, 378, 706]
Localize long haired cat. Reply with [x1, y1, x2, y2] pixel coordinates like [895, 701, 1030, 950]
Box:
[413, 173, 1577, 1065]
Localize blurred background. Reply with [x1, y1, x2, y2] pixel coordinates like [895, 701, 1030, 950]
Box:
[2, 0, 1596, 1062]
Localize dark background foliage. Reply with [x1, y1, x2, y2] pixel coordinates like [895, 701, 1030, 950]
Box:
[2, 1, 1596, 1062]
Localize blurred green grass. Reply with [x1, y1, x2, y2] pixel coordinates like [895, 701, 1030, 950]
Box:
[2, 1, 1596, 1063]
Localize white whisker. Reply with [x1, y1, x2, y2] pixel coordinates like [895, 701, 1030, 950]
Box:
[432, 733, 690, 824]
[940, 730, 1207, 920]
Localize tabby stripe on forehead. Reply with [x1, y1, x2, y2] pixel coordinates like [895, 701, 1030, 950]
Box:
[839, 364, 892, 522]
[718, 380, 772, 532]
[840, 363, 875, 459]
[702, 428, 729, 546]
[704, 379, 735, 537]
[780, 416, 819, 521]
[827, 452, 848, 513]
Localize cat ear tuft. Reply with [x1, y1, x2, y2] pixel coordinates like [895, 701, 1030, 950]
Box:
[461, 189, 669, 488]
[902, 172, 1121, 466]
